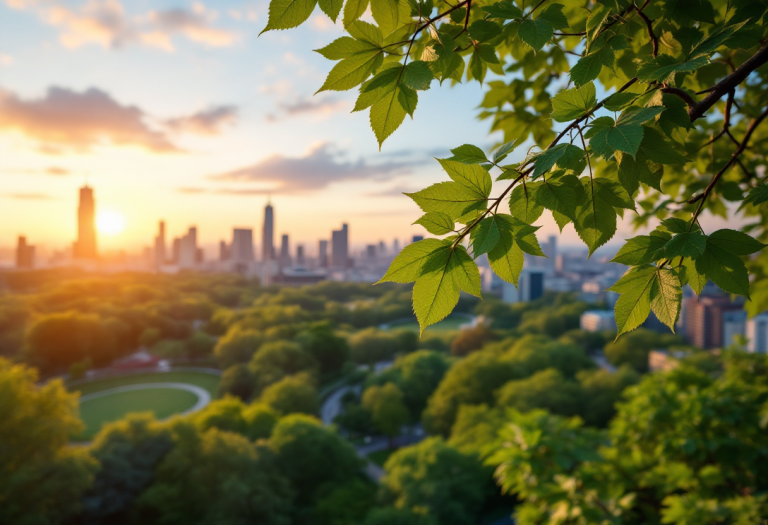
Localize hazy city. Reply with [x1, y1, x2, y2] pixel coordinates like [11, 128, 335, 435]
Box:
[3, 1, 768, 524]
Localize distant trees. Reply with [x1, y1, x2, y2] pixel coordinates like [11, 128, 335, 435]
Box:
[349, 328, 403, 365]
[260, 373, 320, 416]
[450, 323, 497, 356]
[214, 328, 263, 368]
[0, 358, 97, 524]
[194, 397, 279, 440]
[362, 383, 409, 446]
[604, 328, 684, 372]
[249, 341, 318, 395]
[296, 323, 349, 376]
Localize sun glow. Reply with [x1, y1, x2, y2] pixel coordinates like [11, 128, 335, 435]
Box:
[97, 210, 126, 236]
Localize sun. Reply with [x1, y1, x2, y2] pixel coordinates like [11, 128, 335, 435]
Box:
[97, 210, 126, 236]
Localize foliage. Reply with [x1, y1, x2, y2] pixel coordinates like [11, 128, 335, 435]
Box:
[496, 367, 585, 416]
[362, 382, 410, 441]
[379, 437, 491, 525]
[215, 328, 264, 368]
[0, 358, 97, 525]
[264, 0, 768, 334]
[349, 327, 404, 364]
[450, 323, 497, 356]
[313, 479, 378, 525]
[194, 397, 279, 440]
[218, 363, 257, 400]
[295, 323, 350, 376]
[260, 373, 320, 416]
[604, 327, 683, 372]
[249, 340, 319, 395]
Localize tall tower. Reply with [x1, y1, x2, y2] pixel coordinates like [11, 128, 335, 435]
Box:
[279, 234, 291, 270]
[73, 186, 97, 259]
[262, 201, 275, 262]
[154, 221, 166, 268]
[331, 223, 349, 269]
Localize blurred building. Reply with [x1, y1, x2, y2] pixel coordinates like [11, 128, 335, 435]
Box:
[73, 185, 97, 259]
[231, 228, 255, 266]
[501, 268, 544, 303]
[178, 227, 198, 268]
[154, 221, 166, 268]
[272, 267, 327, 286]
[747, 312, 768, 353]
[15, 236, 35, 269]
[279, 234, 291, 270]
[318, 239, 329, 268]
[682, 295, 745, 349]
[580, 310, 617, 332]
[296, 245, 305, 266]
[262, 201, 275, 262]
[332, 223, 349, 269]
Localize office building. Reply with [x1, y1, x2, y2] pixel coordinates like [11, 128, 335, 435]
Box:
[319, 240, 329, 268]
[231, 228, 255, 265]
[747, 312, 768, 353]
[73, 185, 97, 259]
[378, 241, 386, 256]
[178, 227, 198, 268]
[722, 310, 747, 347]
[154, 221, 166, 268]
[501, 268, 545, 303]
[279, 234, 291, 270]
[580, 310, 617, 332]
[262, 201, 275, 261]
[682, 295, 745, 349]
[15, 236, 35, 269]
[296, 245, 305, 266]
[331, 223, 349, 269]
[393, 239, 400, 253]
[366, 244, 376, 260]
[171, 238, 181, 264]
[219, 240, 230, 261]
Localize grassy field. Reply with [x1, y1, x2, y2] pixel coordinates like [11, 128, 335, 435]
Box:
[385, 314, 474, 332]
[73, 370, 220, 440]
[72, 370, 220, 396]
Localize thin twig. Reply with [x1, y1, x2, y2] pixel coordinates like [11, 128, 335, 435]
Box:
[633, 4, 657, 57]
[661, 85, 695, 108]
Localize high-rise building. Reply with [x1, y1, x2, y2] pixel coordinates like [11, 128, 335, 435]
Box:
[178, 227, 198, 268]
[501, 268, 545, 303]
[262, 202, 275, 262]
[154, 221, 166, 268]
[219, 240, 230, 261]
[73, 186, 97, 259]
[15, 236, 35, 269]
[747, 312, 768, 353]
[682, 295, 745, 348]
[366, 244, 376, 259]
[331, 223, 349, 269]
[296, 245, 305, 266]
[580, 310, 617, 332]
[231, 228, 255, 265]
[279, 234, 291, 270]
[319, 240, 329, 268]
[378, 241, 386, 256]
[393, 239, 400, 253]
[171, 238, 181, 264]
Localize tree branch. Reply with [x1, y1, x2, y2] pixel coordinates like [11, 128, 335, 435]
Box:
[661, 86, 696, 108]
[633, 4, 658, 58]
[688, 44, 768, 122]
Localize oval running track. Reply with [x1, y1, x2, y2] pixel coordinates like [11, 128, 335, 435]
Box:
[79, 382, 212, 416]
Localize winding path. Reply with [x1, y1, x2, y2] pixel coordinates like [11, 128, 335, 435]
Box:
[79, 382, 212, 416]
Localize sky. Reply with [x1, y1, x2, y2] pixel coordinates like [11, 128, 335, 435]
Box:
[0, 0, 728, 258]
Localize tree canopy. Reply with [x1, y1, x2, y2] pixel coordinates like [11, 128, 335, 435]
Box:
[262, 0, 768, 334]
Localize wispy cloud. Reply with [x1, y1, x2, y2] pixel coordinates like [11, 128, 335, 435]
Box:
[7, 192, 53, 200]
[0, 85, 236, 153]
[204, 143, 428, 194]
[5, 0, 238, 52]
[267, 97, 350, 122]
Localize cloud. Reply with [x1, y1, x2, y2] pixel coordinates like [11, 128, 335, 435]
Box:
[365, 186, 421, 197]
[0, 86, 179, 152]
[0, 85, 236, 152]
[266, 97, 350, 122]
[207, 143, 426, 193]
[45, 166, 69, 175]
[166, 105, 237, 135]
[7, 192, 53, 200]
[6, 0, 237, 52]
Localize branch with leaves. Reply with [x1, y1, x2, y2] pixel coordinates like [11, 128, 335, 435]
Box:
[261, 0, 768, 334]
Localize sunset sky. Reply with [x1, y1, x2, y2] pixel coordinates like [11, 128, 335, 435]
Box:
[0, 0, 729, 257]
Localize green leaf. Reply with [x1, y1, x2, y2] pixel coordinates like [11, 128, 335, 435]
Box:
[611, 233, 669, 265]
[482, 0, 522, 19]
[516, 228, 544, 256]
[537, 4, 568, 29]
[406, 181, 487, 219]
[681, 257, 707, 295]
[414, 212, 455, 235]
[469, 48, 487, 83]
[318, 0, 342, 21]
[636, 54, 709, 83]
[487, 215, 525, 286]
[471, 215, 502, 256]
[346, 20, 383, 46]
[494, 139, 518, 163]
[318, 49, 384, 92]
[660, 217, 691, 234]
[740, 184, 768, 210]
[437, 159, 492, 198]
[569, 52, 603, 87]
[695, 241, 750, 297]
[535, 176, 581, 220]
[574, 178, 618, 255]
[469, 20, 502, 42]
[354, 64, 402, 111]
[616, 150, 659, 194]
[707, 229, 767, 256]
[370, 83, 411, 146]
[551, 83, 597, 123]
[610, 265, 656, 336]
[378, 238, 447, 283]
[403, 61, 433, 90]
[343, 0, 369, 26]
[603, 92, 636, 111]
[448, 144, 488, 165]
[370, 0, 400, 36]
[619, 106, 665, 127]
[509, 182, 544, 224]
[413, 245, 479, 332]
[518, 19, 553, 53]
[315, 37, 376, 59]
[662, 232, 707, 259]
[588, 114, 646, 158]
[532, 144, 585, 178]
[650, 268, 682, 332]
[261, 0, 317, 33]
[640, 128, 687, 164]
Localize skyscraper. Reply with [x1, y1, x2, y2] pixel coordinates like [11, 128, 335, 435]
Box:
[16, 236, 35, 269]
[154, 221, 166, 268]
[331, 223, 349, 269]
[296, 245, 305, 266]
[319, 240, 329, 268]
[73, 186, 97, 259]
[231, 228, 255, 265]
[682, 295, 744, 348]
[279, 234, 291, 270]
[178, 227, 198, 268]
[262, 201, 275, 262]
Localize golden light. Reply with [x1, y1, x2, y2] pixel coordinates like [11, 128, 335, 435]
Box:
[97, 210, 126, 236]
